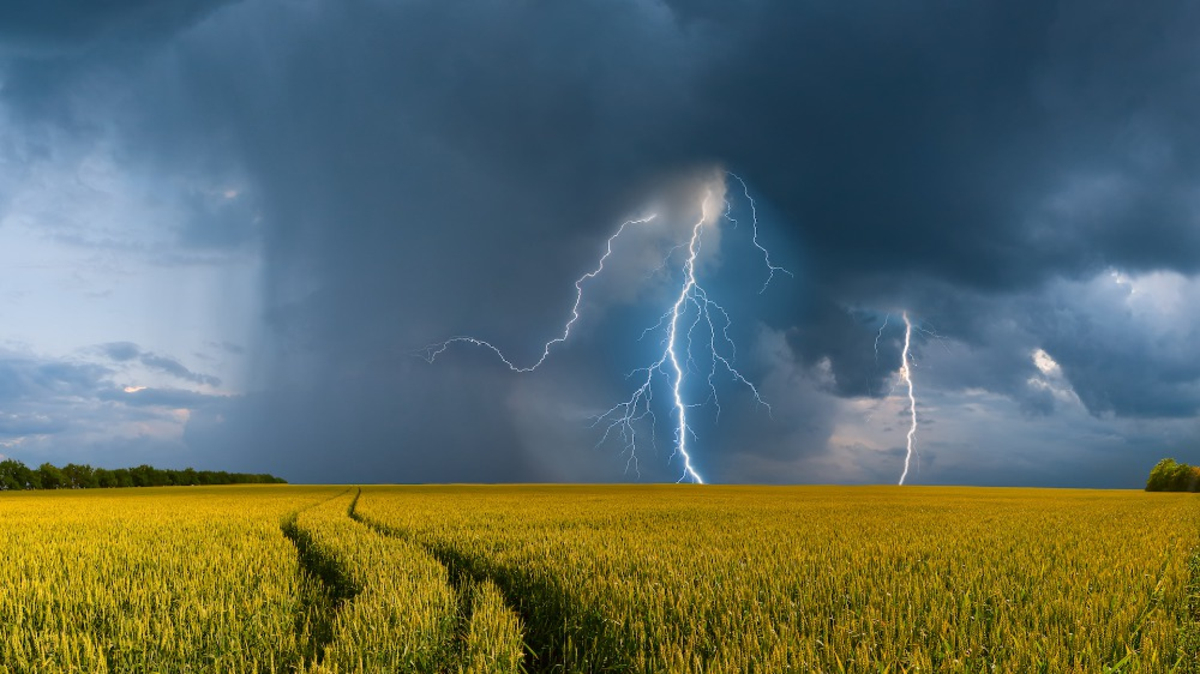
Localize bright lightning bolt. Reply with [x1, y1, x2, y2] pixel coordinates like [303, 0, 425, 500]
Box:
[422, 173, 786, 483]
[898, 311, 918, 486]
[664, 200, 709, 483]
[594, 189, 772, 483]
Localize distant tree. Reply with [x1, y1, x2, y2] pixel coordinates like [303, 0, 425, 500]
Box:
[62, 463, 98, 489]
[0, 457, 285, 491]
[130, 464, 169, 487]
[1145, 458, 1171, 491]
[1147, 458, 1200, 492]
[1170, 462, 1195, 491]
[0, 459, 25, 490]
[7, 462, 35, 489]
[94, 468, 117, 488]
[37, 463, 65, 490]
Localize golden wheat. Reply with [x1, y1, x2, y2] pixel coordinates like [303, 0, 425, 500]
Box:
[0, 485, 341, 673]
[2, 483, 1195, 673]
[356, 485, 1200, 674]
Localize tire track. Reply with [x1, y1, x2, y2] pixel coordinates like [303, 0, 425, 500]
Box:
[343, 493, 484, 671]
[349, 495, 621, 674]
[280, 488, 358, 667]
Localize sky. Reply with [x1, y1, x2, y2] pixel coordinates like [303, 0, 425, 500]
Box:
[1, 0, 1198, 486]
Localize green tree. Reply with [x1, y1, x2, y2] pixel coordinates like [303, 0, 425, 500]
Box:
[1146, 458, 1175, 491]
[0, 457, 285, 490]
[94, 468, 117, 488]
[1168, 461, 1193, 491]
[37, 463, 65, 489]
[130, 464, 168, 487]
[0, 459, 25, 490]
[1146, 458, 1200, 492]
[62, 463, 98, 489]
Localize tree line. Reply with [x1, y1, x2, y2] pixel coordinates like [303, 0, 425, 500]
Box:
[0, 458, 286, 491]
[1145, 458, 1200, 492]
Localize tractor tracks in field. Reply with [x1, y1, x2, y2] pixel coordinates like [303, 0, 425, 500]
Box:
[280, 488, 359, 668]
[285, 486, 619, 673]
[344, 499, 497, 669]
[348, 493, 627, 674]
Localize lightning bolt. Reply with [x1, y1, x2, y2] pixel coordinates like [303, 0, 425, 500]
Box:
[726, 172, 793, 293]
[873, 313, 891, 365]
[418, 214, 658, 372]
[594, 189, 773, 483]
[423, 174, 786, 483]
[898, 311, 918, 485]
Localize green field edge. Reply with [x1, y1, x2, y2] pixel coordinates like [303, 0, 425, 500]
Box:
[280, 488, 358, 668]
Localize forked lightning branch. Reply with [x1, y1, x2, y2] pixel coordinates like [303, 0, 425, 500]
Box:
[421, 173, 789, 483]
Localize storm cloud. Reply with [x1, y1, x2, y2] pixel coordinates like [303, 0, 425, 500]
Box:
[2, 0, 1199, 485]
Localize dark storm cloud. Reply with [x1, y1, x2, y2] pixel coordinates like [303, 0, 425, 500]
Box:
[0, 0, 233, 54]
[690, 0, 1200, 289]
[5, 0, 1198, 482]
[0, 0, 236, 134]
[1022, 279, 1200, 419]
[185, 358, 547, 483]
[177, 187, 260, 249]
[859, 274, 1200, 422]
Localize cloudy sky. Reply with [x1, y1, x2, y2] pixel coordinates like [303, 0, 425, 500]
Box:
[1, 0, 1198, 486]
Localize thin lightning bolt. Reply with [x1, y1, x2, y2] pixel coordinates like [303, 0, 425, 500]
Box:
[898, 311, 918, 486]
[873, 313, 890, 365]
[419, 214, 658, 371]
[726, 172, 793, 293]
[423, 174, 786, 483]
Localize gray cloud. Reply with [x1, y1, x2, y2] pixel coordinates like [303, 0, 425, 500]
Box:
[0, 412, 68, 436]
[0, 348, 238, 469]
[0, 355, 112, 402]
[0, 0, 233, 54]
[97, 342, 222, 387]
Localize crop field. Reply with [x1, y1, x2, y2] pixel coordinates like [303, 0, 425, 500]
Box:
[1, 485, 1197, 673]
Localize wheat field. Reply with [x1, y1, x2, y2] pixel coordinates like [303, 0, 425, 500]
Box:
[0, 485, 1196, 673]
